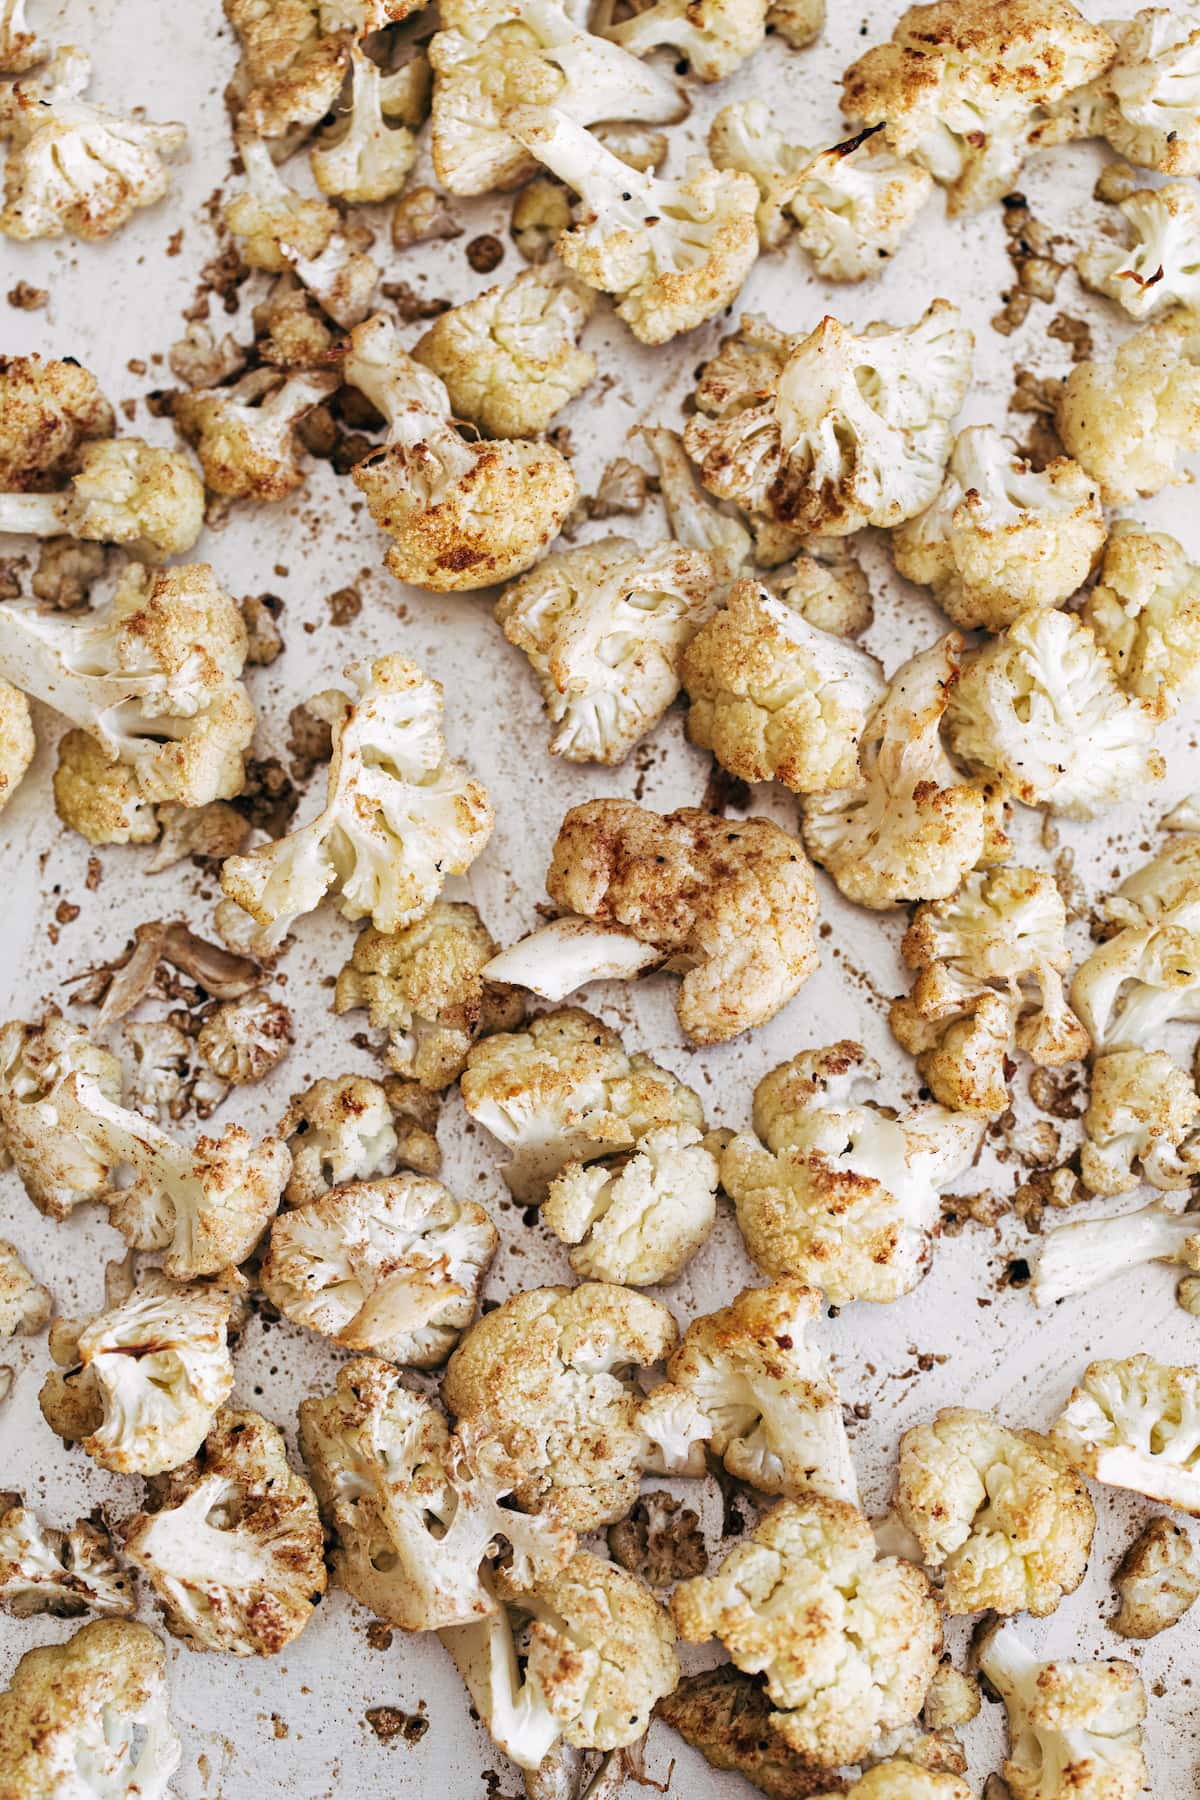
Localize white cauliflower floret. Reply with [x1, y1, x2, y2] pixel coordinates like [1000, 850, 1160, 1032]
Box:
[221, 655, 493, 951]
[309, 42, 417, 202]
[496, 536, 722, 764]
[175, 367, 339, 502]
[1052, 1353, 1200, 1516]
[1055, 7, 1200, 176]
[442, 1281, 679, 1529]
[1071, 835, 1200, 1054]
[120, 1407, 325, 1656]
[502, 104, 759, 345]
[224, 0, 349, 141]
[299, 1356, 574, 1631]
[841, 0, 1114, 215]
[1056, 307, 1200, 503]
[260, 1173, 497, 1367]
[1111, 1516, 1200, 1638]
[38, 1274, 235, 1476]
[1034, 1196, 1200, 1306]
[1079, 1052, 1200, 1196]
[0, 1619, 181, 1798]
[195, 990, 293, 1086]
[413, 266, 595, 438]
[893, 426, 1104, 632]
[0, 0, 42, 73]
[0, 435, 204, 558]
[672, 1495, 942, 1767]
[803, 636, 1007, 910]
[638, 424, 753, 591]
[123, 1020, 192, 1121]
[0, 1503, 133, 1618]
[428, 0, 686, 198]
[1080, 182, 1200, 320]
[281, 1071, 441, 1205]
[0, 352, 114, 492]
[0, 1238, 50, 1336]
[683, 300, 972, 538]
[53, 729, 159, 847]
[224, 134, 378, 325]
[978, 1622, 1146, 1800]
[594, 0, 765, 80]
[945, 608, 1164, 819]
[896, 1407, 1094, 1617]
[682, 574, 884, 792]
[1080, 523, 1200, 721]
[460, 1006, 704, 1201]
[721, 1041, 985, 1305]
[345, 312, 576, 590]
[890, 867, 1089, 1118]
[0, 47, 187, 239]
[542, 1121, 719, 1285]
[441, 1550, 678, 1771]
[0, 1010, 123, 1219]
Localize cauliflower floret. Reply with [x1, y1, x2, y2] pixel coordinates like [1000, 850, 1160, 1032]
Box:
[682, 574, 884, 792]
[175, 367, 339, 502]
[334, 902, 524, 1091]
[502, 104, 759, 345]
[1033, 1194, 1200, 1305]
[0, 436, 205, 559]
[684, 300, 972, 538]
[0, 353, 114, 491]
[413, 265, 595, 439]
[893, 426, 1104, 633]
[1070, 836, 1200, 1054]
[52, 729, 159, 846]
[542, 1122, 718, 1285]
[195, 990, 293, 1087]
[0, 678, 32, 815]
[442, 1281, 679, 1529]
[120, 1407, 325, 1656]
[1056, 307, 1200, 503]
[0, 1503, 133, 1618]
[0, 47, 187, 239]
[1055, 7, 1200, 176]
[594, 0, 765, 80]
[39, 1274, 235, 1476]
[978, 1622, 1146, 1800]
[0, 1239, 49, 1337]
[1111, 1516, 1200, 1639]
[496, 537, 722, 764]
[224, 0, 349, 140]
[1052, 1354, 1200, 1515]
[895, 1407, 1094, 1617]
[1079, 1052, 1200, 1196]
[0, 1010, 123, 1219]
[309, 42, 417, 202]
[441, 1550, 678, 1770]
[221, 655, 493, 950]
[123, 1021, 193, 1122]
[672, 1495, 942, 1767]
[224, 136, 377, 326]
[345, 312, 576, 590]
[261, 1173, 497, 1367]
[721, 1041, 985, 1305]
[890, 867, 1089, 1118]
[460, 1006, 703, 1201]
[0, 1619, 180, 1797]
[638, 424, 753, 591]
[803, 637, 1007, 910]
[428, 0, 686, 198]
[1080, 523, 1200, 721]
[851, 1771, 973, 1800]
[841, 0, 1114, 215]
[299, 1356, 574, 1630]
[281, 1071, 441, 1205]
[767, 0, 822, 45]
[1079, 182, 1200, 319]
[252, 274, 336, 371]
[0, 0, 42, 72]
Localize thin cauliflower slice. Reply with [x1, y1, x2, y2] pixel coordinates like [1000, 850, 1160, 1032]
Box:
[721, 1041, 984, 1306]
[594, 0, 765, 80]
[542, 1121, 719, 1285]
[0, 1502, 133, 1618]
[0, 1238, 49, 1337]
[442, 1281, 679, 1530]
[1081, 522, 1200, 721]
[496, 536, 722, 765]
[979, 1622, 1146, 1800]
[0, 436, 205, 559]
[0, 353, 114, 491]
[299, 1356, 575, 1631]
[0, 1010, 123, 1219]
[1052, 1354, 1200, 1515]
[896, 1407, 1095, 1618]
[221, 655, 493, 951]
[281, 1073, 441, 1204]
[260, 1173, 497, 1368]
[120, 1407, 325, 1656]
[309, 41, 418, 203]
[1056, 306, 1200, 503]
[1055, 6, 1200, 176]
[1079, 181, 1200, 320]
[671, 1495, 942, 1768]
[175, 367, 339, 502]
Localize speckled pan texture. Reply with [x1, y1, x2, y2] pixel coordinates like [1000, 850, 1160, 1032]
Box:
[1, 0, 1199, 1795]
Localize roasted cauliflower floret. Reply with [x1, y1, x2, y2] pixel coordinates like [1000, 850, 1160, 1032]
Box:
[1080, 522, 1200, 721]
[0, 1619, 181, 1798]
[0, 0, 42, 73]
[299, 1357, 574, 1630]
[672, 1495, 942, 1767]
[1079, 181, 1200, 319]
[309, 41, 418, 203]
[0, 436, 204, 559]
[496, 537, 722, 764]
[1111, 1516, 1200, 1638]
[0, 1503, 132, 1619]
[1056, 307, 1200, 503]
[542, 1122, 719, 1286]
[52, 729, 158, 847]
[722, 1041, 984, 1305]
[195, 990, 293, 1086]
[281, 1071, 441, 1203]
[1032, 1195, 1200, 1306]
[175, 366, 338, 503]
[0, 47, 187, 240]
[224, 0, 349, 141]
[502, 104, 759, 345]
[595, 0, 764, 78]
[0, 679, 33, 816]
[1078, 1052, 1200, 1196]
[221, 655, 493, 951]
[0, 1010, 123, 1219]
[638, 422, 754, 589]
[0, 353, 114, 491]
[1057, 7, 1200, 176]
[0, 1238, 49, 1338]
[442, 1281, 679, 1529]
[1052, 1354, 1200, 1515]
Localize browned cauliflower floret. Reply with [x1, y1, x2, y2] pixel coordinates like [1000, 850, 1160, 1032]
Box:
[0, 678, 33, 816]
[175, 367, 339, 502]
[0, 1010, 123, 1219]
[0, 353, 114, 491]
[224, 136, 377, 327]
[1052, 1354, 1200, 1516]
[0, 437, 205, 560]
[1056, 308, 1200, 503]
[120, 1406, 325, 1656]
[224, 0, 350, 140]
[1054, 7, 1200, 176]
[0, 1237, 50, 1337]
[0, 1502, 133, 1618]
[1080, 522, 1200, 722]
[195, 990, 293, 1086]
[1109, 1516, 1200, 1641]
[281, 1071, 442, 1204]
[542, 1122, 719, 1285]
[594, 0, 766, 79]
[52, 729, 158, 846]
[333, 901, 524, 1089]
[252, 274, 337, 371]
[308, 41, 420, 203]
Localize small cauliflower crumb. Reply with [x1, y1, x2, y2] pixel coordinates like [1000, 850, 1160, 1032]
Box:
[1111, 1516, 1200, 1638]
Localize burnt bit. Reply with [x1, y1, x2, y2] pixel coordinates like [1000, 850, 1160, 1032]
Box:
[365, 1620, 394, 1651]
[231, 757, 300, 838]
[608, 1491, 708, 1587]
[1012, 1162, 1085, 1232]
[326, 584, 362, 627]
[1009, 367, 1064, 471]
[380, 280, 451, 323]
[940, 1189, 1008, 1235]
[466, 234, 504, 275]
[993, 195, 1071, 336]
[364, 1705, 429, 1746]
[182, 246, 251, 323]
[655, 1666, 827, 1797]
[1028, 1065, 1085, 1120]
[701, 760, 751, 817]
[240, 593, 285, 666]
[1047, 312, 1094, 363]
[7, 280, 47, 311]
[287, 703, 334, 784]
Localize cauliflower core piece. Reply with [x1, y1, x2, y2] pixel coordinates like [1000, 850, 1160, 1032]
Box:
[496, 537, 722, 764]
[502, 104, 759, 345]
[0, 1502, 133, 1618]
[120, 1407, 325, 1656]
[1056, 308, 1200, 504]
[442, 1281, 679, 1529]
[221, 655, 493, 950]
[1079, 181, 1200, 320]
[281, 1072, 441, 1203]
[0, 1618, 181, 1797]
[0, 353, 114, 491]
[595, 0, 765, 80]
[261, 1173, 497, 1367]
[542, 1121, 719, 1285]
[0, 48, 187, 240]
[1111, 1516, 1200, 1638]
[896, 1407, 1094, 1617]
[1057, 6, 1200, 176]
[175, 366, 339, 502]
[890, 867, 1089, 1119]
[722, 1041, 985, 1305]
[0, 436, 205, 559]
[345, 312, 576, 590]
[0, 1010, 123, 1219]
[1052, 1354, 1200, 1515]
[300, 1357, 574, 1631]
[461, 1006, 703, 1201]
[672, 1495, 942, 1767]
[978, 1622, 1146, 1800]
[0, 1238, 50, 1337]
[413, 265, 595, 438]
[1081, 523, 1200, 722]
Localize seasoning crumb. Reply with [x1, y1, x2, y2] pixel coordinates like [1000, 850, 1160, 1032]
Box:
[327, 585, 362, 627]
[7, 281, 47, 310]
[364, 1706, 429, 1746]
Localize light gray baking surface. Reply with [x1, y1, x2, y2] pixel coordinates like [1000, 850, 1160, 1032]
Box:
[1, 0, 1199, 1794]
